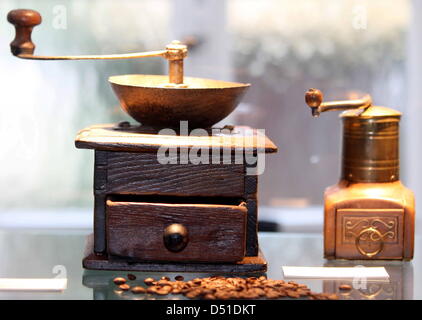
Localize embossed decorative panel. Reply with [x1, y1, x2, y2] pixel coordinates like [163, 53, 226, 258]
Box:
[335, 209, 404, 259]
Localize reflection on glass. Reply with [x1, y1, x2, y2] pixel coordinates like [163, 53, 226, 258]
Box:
[323, 260, 413, 300]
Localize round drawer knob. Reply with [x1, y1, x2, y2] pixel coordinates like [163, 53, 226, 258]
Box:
[163, 224, 189, 253]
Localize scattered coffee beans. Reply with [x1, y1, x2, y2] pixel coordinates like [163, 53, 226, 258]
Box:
[113, 277, 126, 285]
[114, 275, 338, 300]
[175, 275, 184, 281]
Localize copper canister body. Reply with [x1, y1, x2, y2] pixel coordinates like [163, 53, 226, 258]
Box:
[324, 109, 415, 260]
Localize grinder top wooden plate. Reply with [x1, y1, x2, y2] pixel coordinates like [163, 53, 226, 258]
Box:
[75, 124, 278, 153]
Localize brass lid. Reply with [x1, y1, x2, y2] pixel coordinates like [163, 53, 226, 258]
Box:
[341, 106, 402, 119]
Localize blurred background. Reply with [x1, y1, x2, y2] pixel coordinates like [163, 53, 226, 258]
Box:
[0, 0, 420, 234]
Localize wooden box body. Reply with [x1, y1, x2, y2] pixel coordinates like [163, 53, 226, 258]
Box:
[324, 180, 415, 260]
[76, 124, 277, 272]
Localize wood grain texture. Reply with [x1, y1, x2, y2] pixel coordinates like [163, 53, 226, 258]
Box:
[83, 234, 267, 274]
[244, 167, 259, 257]
[75, 124, 278, 154]
[245, 175, 258, 195]
[106, 200, 247, 263]
[105, 152, 245, 197]
[93, 150, 108, 253]
[94, 151, 107, 193]
[245, 198, 258, 256]
[93, 195, 106, 254]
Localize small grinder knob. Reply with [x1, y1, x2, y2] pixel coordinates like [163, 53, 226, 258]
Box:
[305, 88, 324, 117]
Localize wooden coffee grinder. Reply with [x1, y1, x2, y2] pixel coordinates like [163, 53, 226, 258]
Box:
[8, 9, 277, 272]
[305, 88, 415, 260]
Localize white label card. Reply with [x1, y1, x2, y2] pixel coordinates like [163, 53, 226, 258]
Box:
[0, 278, 67, 291]
[282, 266, 389, 280]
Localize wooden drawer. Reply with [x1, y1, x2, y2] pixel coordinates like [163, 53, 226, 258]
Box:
[106, 199, 247, 263]
[335, 209, 404, 259]
[98, 152, 245, 197]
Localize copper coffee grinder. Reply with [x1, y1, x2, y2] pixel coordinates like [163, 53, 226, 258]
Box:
[305, 89, 415, 260]
[8, 9, 277, 272]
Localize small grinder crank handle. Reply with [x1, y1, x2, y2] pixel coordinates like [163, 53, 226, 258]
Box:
[305, 88, 372, 117]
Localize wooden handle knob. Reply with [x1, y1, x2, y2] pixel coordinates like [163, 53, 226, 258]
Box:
[7, 9, 42, 55]
[163, 224, 188, 253]
[305, 88, 323, 108]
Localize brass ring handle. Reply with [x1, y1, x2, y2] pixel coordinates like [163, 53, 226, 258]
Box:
[355, 227, 384, 258]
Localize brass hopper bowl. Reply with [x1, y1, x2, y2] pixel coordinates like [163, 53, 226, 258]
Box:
[109, 75, 249, 128]
[8, 9, 249, 128]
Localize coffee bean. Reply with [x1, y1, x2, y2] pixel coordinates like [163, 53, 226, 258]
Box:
[214, 291, 230, 300]
[131, 286, 146, 294]
[157, 279, 170, 286]
[127, 274, 136, 281]
[156, 286, 172, 295]
[296, 289, 310, 297]
[119, 284, 130, 291]
[266, 289, 281, 299]
[113, 277, 126, 285]
[254, 288, 266, 297]
[186, 289, 202, 299]
[287, 290, 300, 299]
[278, 290, 287, 297]
[144, 277, 155, 286]
[175, 275, 184, 281]
[339, 284, 352, 291]
[147, 286, 160, 294]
